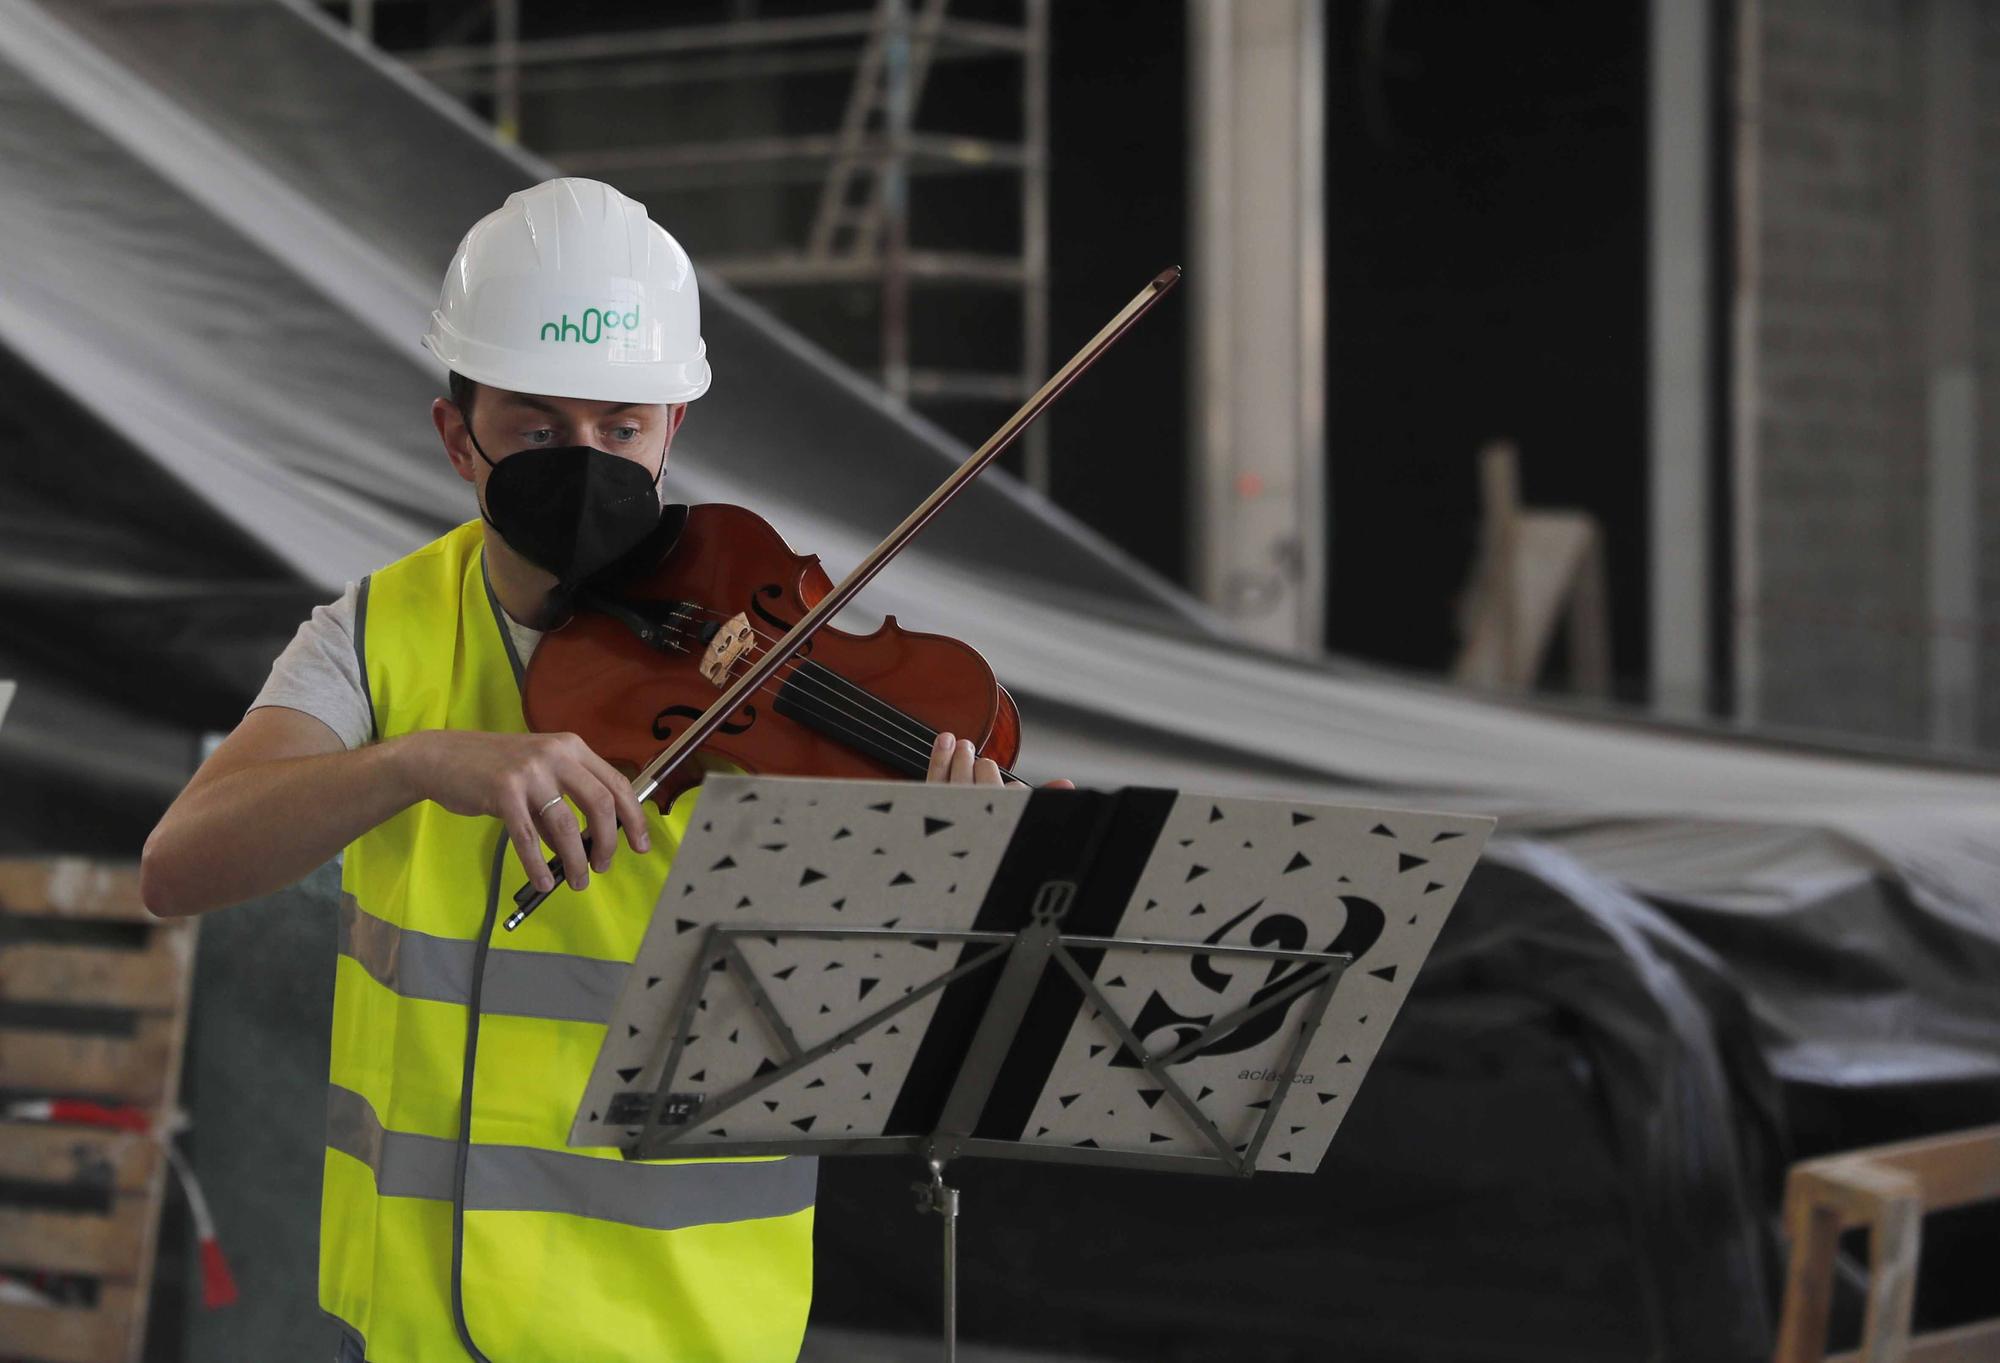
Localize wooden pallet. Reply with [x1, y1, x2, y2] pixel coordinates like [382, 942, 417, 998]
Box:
[1773, 1125, 2000, 1363]
[0, 859, 196, 1363]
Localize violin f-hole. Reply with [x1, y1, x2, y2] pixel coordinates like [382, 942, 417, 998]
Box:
[750, 584, 812, 657]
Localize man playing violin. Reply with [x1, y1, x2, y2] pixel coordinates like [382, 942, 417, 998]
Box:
[140, 177, 1027, 1363]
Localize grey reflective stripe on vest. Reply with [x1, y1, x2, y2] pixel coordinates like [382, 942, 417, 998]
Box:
[338, 893, 627, 1024]
[326, 1083, 817, 1233]
[326, 1080, 460, 1200]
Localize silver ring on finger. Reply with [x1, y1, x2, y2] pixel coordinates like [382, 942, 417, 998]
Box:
[536, 795, 566, 818]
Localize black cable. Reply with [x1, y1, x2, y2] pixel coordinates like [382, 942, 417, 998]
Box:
[449, 836, 507, 1363]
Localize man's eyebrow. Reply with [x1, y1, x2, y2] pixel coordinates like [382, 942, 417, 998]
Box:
[503, 396, 644, 417]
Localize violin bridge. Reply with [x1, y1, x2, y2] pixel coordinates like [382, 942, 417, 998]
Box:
[700, 612, 756, 687]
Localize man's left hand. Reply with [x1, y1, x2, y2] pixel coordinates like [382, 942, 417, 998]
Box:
[926, 731, 1074, 790]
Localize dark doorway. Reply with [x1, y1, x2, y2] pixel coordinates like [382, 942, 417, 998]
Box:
[1325, 1, 1648, 694]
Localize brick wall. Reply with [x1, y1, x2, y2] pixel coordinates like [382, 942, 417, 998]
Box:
[1979, 4, 2000, 748]
[1749, 0, 1926, 741]
[1743, 0, 1999, 748]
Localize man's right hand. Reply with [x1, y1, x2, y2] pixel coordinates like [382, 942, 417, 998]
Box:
[402, 729, 651, 893]
[141, 709, 654, 918]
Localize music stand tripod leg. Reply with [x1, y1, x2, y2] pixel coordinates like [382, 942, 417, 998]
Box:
[914, 1157, 961, 1363]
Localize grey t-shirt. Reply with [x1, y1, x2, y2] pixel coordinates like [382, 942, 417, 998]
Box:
[248, 581, 544, 748]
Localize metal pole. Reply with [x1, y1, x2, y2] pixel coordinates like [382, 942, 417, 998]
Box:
[1293, 0, 1326, 652]
[1021, 0, 1051, 494]
[1187, 0, 1326, 653]
[914, 1156, 959, 1363]
[1187, 0, 1233, 616]
[1648, 0, 1714, 720]
[405, 13, 1029, 74]
[494, 0, 522, 144]
[1916, 0, 1979, 748]
[941, 1172, 959, 1363]
[808, 0, 895, 261]
[882, 0, 912, 404]
[1730, 0, 1764, 725]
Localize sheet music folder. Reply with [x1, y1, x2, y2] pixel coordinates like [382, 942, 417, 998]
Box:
[576, 775, 1493, 1177]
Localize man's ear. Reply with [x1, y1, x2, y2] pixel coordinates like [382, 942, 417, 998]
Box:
[432, 397, 479, 485]
[669, 403, 688, 435]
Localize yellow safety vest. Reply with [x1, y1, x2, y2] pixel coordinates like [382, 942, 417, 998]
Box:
[322, 520, 815, 1363]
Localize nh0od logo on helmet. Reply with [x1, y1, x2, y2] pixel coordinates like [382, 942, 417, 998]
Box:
[540, 304, 642, 345]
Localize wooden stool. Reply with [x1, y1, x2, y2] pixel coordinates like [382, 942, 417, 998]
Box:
[1453, 440, 1611, 697]
[1773, 1125, 2000, 1363]
[0, 859, 198, 1363]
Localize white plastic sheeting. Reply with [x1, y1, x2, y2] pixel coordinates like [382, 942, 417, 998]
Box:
[0, 5, 1982, 1362]
[0, 0, 1989, 1046]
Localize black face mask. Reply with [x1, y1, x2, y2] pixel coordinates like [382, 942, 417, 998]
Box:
[469, 423, 670, 593]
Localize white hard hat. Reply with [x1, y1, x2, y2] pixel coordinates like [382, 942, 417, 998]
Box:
[422, 177, 711, 404]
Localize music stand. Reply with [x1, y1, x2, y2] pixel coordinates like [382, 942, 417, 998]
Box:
[573, 776, 1493, 1360]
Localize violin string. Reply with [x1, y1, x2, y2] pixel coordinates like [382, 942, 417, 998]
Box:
[612, 599, 1016, 779]
[638, 608, 1018, 782]
[672, 603, 1000, 771]
[640, 613, 941, 764]
[621, 616, 1027, 789]
[636, 610, 971, 778]
[644, 601, 958, 760]
[659, 604, 955, 758]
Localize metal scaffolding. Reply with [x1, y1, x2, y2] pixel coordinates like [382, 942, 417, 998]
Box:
[357, 0, 1053, 490]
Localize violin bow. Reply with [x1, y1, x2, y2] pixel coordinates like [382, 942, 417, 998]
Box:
[508, 266, 1181, 929]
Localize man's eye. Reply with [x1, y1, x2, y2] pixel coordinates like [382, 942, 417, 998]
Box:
[613, 426, 640, 441]
[524, 429, 555, 445]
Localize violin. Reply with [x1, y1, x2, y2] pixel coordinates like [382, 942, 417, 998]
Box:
[506, 267, 1180, 929]
[523, 500, 1022, 809]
